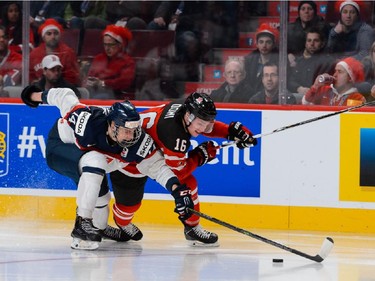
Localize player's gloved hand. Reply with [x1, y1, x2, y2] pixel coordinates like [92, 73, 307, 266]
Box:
[21, 85, 42, 108]
[227, 121, 257, 148]
[188, 141, 217, 166]
[171, 184, 194, 221]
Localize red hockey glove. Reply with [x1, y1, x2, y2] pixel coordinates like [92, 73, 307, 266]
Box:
[227, 121, 257, 148]
[171, 184, 194, 221]
[188, 141, 217, 166]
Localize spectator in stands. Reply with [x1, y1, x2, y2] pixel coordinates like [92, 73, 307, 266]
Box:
[67, 1, 107, 30]
[151, 1, 238, 49]
[0, 2, 35, 54]
[287, 1, 330, 59]
[33, 54, 81, 98]
[0, 24, 22, 92]
[83, 1, 160, 30]
[30, 1, 67, 26]
[83, 25, 135, 100]
[361, 41, 375, 85]
[147, 1, 177, 31]
[326, 0, 374, 61]
[244, 23, 279, 97]
[302, 57, 366, 105]
[29, 19, 81, 86]
[135, 58, 181, 101]
[210, 58, 252, 103]
[288, 28, 335, 96]
[249, 62, 296, 105]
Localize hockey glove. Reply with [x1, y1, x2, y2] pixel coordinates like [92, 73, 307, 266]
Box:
[171, 184, 194, 221]
[21, 85, 43, 108]
[227, 121, 257, 148]
[188, 141, 217, 166]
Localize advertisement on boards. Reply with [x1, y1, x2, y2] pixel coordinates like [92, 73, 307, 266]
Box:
[0, 104, 262, 198]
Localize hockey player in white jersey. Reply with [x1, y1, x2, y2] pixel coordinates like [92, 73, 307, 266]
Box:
[21, 85, 194, 250]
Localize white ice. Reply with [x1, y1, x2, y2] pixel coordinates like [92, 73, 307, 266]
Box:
[0, 219, 374, 281]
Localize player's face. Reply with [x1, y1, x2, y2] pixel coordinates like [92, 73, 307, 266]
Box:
[305, 33, 323, 55]
[340, 5, 358, 27]
[115, 126, 137, 143]
[299, 3, 315, 23]
[256, 36, 274, 55]
[186, 115, 213, 137]
[109, 122, 137, 144]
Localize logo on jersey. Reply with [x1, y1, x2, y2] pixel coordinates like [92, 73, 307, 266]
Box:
[164, 104, 182, 119]
[137, 134, 154, 158]
[75, 111, 91, 136]
[121, 148, 129, 158]
[0, 113, 9, 177]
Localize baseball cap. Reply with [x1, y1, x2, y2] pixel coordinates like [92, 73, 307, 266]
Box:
[42, 55, 63, 69]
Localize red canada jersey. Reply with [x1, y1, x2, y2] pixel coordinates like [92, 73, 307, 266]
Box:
[140, 102, 229, 180]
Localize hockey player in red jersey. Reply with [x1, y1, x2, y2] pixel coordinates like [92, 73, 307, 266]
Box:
[139, 92, 257, 246]
[20, 86, 194, 250]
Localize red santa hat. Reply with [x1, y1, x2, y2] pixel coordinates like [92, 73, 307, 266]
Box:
[38, 19, 63, 37]
[102, 25, 132, 47]
[255, 23, 279, 44]
[336, 57, 365, 83]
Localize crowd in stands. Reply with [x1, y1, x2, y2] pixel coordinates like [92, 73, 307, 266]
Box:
[1, 0, 375, 106]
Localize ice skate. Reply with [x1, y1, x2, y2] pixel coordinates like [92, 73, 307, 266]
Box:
[71, 215, 102, 250]
[102, 225, 132, 242]
[117, 223, 143, 241]
[184, 225, 219, 247]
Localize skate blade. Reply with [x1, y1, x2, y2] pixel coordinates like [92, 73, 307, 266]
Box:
[186, 240, 220, 247]
[71, 238, 99, 250]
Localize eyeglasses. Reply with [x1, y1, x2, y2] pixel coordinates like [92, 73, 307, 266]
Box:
[103, 42, 119, 48]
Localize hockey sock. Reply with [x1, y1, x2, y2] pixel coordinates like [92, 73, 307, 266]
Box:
[113, 202, 141, 227]
[93, 191, 111, 229]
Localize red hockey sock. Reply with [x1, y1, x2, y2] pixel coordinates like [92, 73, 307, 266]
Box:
[112, 202, 141, 227]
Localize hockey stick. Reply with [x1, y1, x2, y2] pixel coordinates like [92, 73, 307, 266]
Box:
[217, 100, 375, 149]
[188, 208, 334, 263]
[252, 100, 375, 139]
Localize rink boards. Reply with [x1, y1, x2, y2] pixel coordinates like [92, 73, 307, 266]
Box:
[1, 101, 375, 233]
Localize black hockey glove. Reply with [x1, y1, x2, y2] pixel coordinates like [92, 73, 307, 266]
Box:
[21, 85, 43, 108]
[171, 184, 194, 221]
[227, 121, 257, 149]
[188, 141, 217, 166]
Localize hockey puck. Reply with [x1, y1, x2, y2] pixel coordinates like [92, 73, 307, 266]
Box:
[272, 258, 283, 263]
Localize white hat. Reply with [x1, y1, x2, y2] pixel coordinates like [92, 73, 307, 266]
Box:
[42, 55, 63, 69]
[339, 1, 360, 13]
